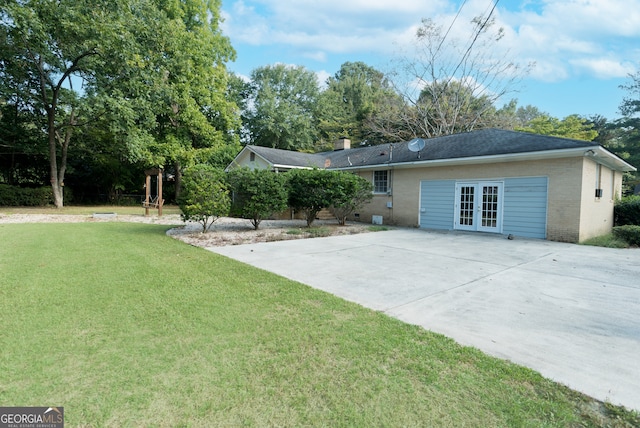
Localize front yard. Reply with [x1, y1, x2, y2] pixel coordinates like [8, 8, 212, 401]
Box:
[0, 221, 637, 426]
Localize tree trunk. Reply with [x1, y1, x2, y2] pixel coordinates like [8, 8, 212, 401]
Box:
[174, 160, 183, 200]
[47, 107, 64, 208]
[49, 109, 75, 208]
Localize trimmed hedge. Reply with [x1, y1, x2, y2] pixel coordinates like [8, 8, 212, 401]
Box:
[614, 196, 640, 226]
[612, 225, 640, 247]
[0, 184, 54, 206]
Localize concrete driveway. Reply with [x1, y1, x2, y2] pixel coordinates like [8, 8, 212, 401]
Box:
[207, 228, 640, 411]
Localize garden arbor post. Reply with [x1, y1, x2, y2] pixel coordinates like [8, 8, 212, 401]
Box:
[143, 168, 164, 217]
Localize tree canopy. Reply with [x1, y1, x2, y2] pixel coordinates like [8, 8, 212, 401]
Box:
[516, 115, 598, 141]
[317, 61, 397, 147]
[0, 0, 239, 206]
[245, 64, 320, 151]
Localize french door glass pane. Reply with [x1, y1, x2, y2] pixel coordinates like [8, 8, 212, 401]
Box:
[482, 186, 499, 227]
[459, 186, 474, 226]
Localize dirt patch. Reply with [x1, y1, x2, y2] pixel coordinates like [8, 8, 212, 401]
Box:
[0, 213, 373, 248]
[167, 218, 372, 247]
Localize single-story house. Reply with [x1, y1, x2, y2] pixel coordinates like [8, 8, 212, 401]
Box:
[226, 129, 636, 243]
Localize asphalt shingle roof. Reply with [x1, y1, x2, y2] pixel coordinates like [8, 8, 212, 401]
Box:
[249, 145, 327, 168]
[247, 128, 600, 170]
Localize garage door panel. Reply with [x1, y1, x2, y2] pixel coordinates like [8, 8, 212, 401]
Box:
[503, 177, 548, 239]
[420, 180, 455, 230]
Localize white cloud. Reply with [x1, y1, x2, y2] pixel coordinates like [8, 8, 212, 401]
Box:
[315, 70, 332, 88]
[570, 58, 636, 79]
[222, 0, 640, 83]
[222, 0, 448, 56]
[499, 0, 640, 80]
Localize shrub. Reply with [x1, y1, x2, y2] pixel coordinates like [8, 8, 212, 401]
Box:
[287, 169, 374, 227]
[0, 184, 54, 206]
[287, 168, 336, 227]
[177, 164, 230, 233]
[227, 167, 288, 230]
[612, 225, 640, 246]
[329, 172, 373, 225]
[614, 196, 640, 226]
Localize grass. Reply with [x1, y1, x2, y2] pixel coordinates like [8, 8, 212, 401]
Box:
[368, 225, 390, 232]
[0, 204, 182, 216]
[285, 226, 335, 237]
[581, 233, 630, 248]
[1, 222, 639, 426]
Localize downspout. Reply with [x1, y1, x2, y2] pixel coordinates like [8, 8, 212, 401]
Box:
[388, 144, 394, 223]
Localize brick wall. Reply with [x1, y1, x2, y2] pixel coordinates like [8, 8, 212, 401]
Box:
[351, 156, 621, 242]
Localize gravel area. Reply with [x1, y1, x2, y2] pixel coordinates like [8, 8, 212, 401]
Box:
[0, 213, 373, 247]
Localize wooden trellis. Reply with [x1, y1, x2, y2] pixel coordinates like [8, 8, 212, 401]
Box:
[142, 168, 164, 217]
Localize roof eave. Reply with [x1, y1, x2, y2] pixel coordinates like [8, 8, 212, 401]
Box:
[591, 146, 637, 172]
[272, 164, 315, 170]
[335, 146, 636, 172]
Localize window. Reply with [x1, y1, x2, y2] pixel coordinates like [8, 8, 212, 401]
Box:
[373, 170, 388, 193]
[249, 152, 256, 162]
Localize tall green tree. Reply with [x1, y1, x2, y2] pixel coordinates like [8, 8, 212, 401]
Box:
[417, 80, 496, 136]
[516, 114, 598, 141]
[317, 61, 397, 147]
[0, 0, 238, 207]
[488, 100, 546, 130]
[616, 74, 640, 190]
[245, 64, 320, 151]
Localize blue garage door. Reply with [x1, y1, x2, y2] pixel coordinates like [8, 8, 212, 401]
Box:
[502, 177, 548, 239]
[419, 177, 548, 239]
[419, 180, 455, 229]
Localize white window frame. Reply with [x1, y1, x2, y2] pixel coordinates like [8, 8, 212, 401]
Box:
[373, 170, 388, 194]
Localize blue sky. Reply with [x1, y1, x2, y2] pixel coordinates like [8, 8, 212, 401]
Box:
[220, 0, 640, 120]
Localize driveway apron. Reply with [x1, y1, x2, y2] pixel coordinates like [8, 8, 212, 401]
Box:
[207, 229, 640, 411]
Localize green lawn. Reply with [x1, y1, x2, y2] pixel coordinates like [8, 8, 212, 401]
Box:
[0, 204, 182, 216]
[0, 222, 638, 427]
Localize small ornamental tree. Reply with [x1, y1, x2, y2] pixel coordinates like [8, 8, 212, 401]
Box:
[227, 167, 288, 230]
[287, 168, 336, 227]
[177, 164, 230, 233]
[330, 173, 373, 225]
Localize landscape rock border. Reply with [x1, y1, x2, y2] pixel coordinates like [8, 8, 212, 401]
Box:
[0, 213, 373, 247]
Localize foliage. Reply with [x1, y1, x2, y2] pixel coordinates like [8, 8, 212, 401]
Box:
[329, 173, 373, 225]
[516, 114, 598, 141]
[317, 62, 397, 147]
[581, 233, 629, 249]
[0, 0, 238, 207]
[489, 100, 547, 130]
[590, 117, 639, 194]
[287, 169, 337, 227]
[610, 73, 640, 190]
[245, 64, 320, 151]
[614, 196, 640, 226]
[227, 167, 288, 229]
[612, 225, 640, 246]
[0, 184, 53, 206]
[177, 164, 230, 232]
[287, 169, 374, 227]
[620, 70, 640, 118]
[381, 15, 531, 139]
